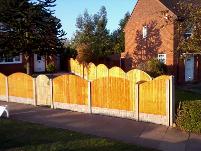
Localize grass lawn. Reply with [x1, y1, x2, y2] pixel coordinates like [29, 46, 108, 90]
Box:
[0, 119, 157, 151]
[175, 88, 201, 103]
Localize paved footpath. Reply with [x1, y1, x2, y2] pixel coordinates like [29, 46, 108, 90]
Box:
[0, 101, 201, 151]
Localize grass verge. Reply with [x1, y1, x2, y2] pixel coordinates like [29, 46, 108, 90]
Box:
[0, 119, 157, 151]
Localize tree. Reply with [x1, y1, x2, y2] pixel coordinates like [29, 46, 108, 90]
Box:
[0, 0, 65, 74]
[111, 12, 130, 54]
[72, 6, 112, 64]
[161, 1, 201, 54]
[175, 2, 201, 54]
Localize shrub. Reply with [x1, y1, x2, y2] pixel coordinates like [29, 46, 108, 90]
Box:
[46, 63, 56, 73]
[137, 59, 167, 77]
[176, 100, 201, 133]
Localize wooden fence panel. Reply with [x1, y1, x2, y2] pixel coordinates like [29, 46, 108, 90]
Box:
[80, 64, 84, 78]
[109, 67, 126, 78]
[84, 66, 88, 79]
[74, 60, 81, 76]
[96, 64, 108, 79]
[36, 75, 51, 106]
[126, 69, 152, 109]
[0, 73, 6, 97]
[8, 73, 33, 99]
[69, 58, 75, 73]
[53, 75, 88, 105]
[126, 69, 152, 84]
[88, 63, 97, 81]
[139, 76, 171, 115]
[91, 77, 134, 111]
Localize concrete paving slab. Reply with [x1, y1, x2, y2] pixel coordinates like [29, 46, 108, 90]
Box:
[159, 127, 189, 151]
[138, 123, 168, 149]
[186, 133, 201, 151]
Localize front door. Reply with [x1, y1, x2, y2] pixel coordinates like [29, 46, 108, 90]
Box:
[34, 54, 45, 72]
[185, 56, 194, 82]
[36, 75, 51, 106]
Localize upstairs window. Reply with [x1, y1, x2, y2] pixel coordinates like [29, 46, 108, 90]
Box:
[0, 55, 22, 64]
[158, 54, 166, 64]
[184, 25, 195, 39]
[142, 26, 148, 39]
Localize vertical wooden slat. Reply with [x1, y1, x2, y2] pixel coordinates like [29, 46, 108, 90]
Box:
[170, 76, 175, 126]
[88, 81, 92, 113]
[88, 63, 97, 81]
[33, 78, 37, 106]
[50, 79, 54, 109]
[6, 77, 9, 102]
[166, 79, 170, 126]
[135, 83, 139, 121]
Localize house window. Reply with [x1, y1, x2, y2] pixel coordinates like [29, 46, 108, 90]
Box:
[37, 55, 42, 61]
[184, 26, 194, 39]
[142, 26, 148, 39]
[158, 54, 166, 64]
[0, 55, 22, 64]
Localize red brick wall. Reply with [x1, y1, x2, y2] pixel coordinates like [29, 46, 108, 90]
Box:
[122, 0, 176, 74]
[0, 56, 27, 76]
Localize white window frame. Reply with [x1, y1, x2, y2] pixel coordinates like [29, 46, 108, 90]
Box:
[0, 55, 22, 64]
[142, 26, 148, 39]
[158, 54, 166, 64]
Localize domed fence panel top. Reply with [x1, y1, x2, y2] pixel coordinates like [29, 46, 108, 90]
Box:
[96, 64, 109, 79]
[8, 73, 33, 99]
[109, 67, 126, 79]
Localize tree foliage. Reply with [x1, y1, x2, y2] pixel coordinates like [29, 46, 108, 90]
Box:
[175, 2, 201, 53]
[0, 0, 65, 73]
[72, 6, 111, 64]
[111, 12, 130, 54]
[137, 59, 167, 78]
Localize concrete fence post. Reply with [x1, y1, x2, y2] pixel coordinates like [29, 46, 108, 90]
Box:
[6, 77, 9, 102]
[33, 78, 37, 106]
[169, 76, 175, 126]
[166, 79, 170, 126]
[88, 81, 92, 114]
[135, 83, 139, 121]
[50, 79, 54, 109]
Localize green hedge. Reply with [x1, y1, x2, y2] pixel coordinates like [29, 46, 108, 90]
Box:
[176, 100, 201, 133]
[47, 63, 56, 73]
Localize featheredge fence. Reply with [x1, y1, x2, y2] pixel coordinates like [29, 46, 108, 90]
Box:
[0, 71, 175, 126]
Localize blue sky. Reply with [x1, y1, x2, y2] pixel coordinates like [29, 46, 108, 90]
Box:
[54, 0, 137, 39]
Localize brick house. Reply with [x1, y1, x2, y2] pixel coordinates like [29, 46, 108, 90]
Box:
[121, 0, 201, 83]
[0, 54, 60, 75]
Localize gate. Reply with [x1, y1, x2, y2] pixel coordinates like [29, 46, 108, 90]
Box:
[36, 75, 51, 106]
